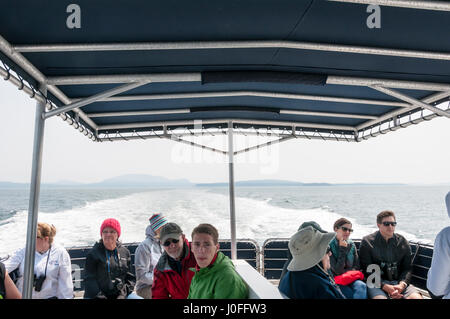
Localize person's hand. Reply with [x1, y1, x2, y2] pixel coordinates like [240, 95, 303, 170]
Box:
[383, 284, 403, 299]
[393, 282, 407, 294]
[394, 281, 408, 299]
[389, 290, 403, 299]
[338, 239, 348, 248]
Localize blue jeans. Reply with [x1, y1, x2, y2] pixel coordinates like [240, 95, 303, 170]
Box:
[338, 280, 367, 299]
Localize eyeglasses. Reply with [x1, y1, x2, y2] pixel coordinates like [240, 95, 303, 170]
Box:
[102, 230, 117, 234]
[382, 221, 397, 227]
[163, 238, 180, 247]
[326, 246, 331, 254]
[340, 226, 353, 233]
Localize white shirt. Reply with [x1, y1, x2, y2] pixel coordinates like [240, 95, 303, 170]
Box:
[427, 226, 450, 299]
[4, 243, 74, 299]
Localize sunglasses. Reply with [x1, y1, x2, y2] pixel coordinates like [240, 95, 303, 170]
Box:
[163, 238, 180, 247]
[382, 221, 397, 227]
[340, 226, 353, 233]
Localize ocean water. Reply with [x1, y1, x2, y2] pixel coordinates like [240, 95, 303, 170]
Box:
[0, 185, 449, 258]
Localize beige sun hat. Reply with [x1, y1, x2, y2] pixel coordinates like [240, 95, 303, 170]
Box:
[287, 226, 336, 272]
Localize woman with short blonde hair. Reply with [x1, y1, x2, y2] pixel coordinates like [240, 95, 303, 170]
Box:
[3, 222, 74, 299]
[36, 222, 57, 245]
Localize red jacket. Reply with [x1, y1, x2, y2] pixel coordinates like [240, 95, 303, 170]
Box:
[151, 239, 197, 299]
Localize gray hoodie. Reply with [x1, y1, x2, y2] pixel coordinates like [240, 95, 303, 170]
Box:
[426, 191, 450, 299]
[134, 225, 163, 291]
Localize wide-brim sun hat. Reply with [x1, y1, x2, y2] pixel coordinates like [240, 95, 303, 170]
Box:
[287, 226, 335, 272]
[298, 221, 327, 233]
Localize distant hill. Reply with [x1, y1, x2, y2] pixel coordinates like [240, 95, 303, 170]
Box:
[0, 174, 194, 189]
[0, 181, 28, 189]
[0, 176, 437, 189]
[195, 180, 409, 187]
[196, 180, 331, 187]
[89, 174, 193, 188]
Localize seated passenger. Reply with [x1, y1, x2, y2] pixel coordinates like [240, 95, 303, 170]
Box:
[84, 218, 141, 299]
[330, 218, 367, 299]
[278, 226, 345, 299]
[359, 210, 422, 299]
[152, 222, 197, 299]
[4, 222, 73, 299]
[0, 261, 21, 299]
[279, 221, 327, 284]
[427, 191, 450, 299]
[134, 213, 168, 299]
[188, 223, 248, 299]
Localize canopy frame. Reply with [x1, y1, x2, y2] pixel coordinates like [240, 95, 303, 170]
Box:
[1, 1, 449, 299]
[327, 0, 450, 12]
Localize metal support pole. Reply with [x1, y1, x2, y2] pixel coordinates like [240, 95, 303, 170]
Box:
[227, 121, 237, 260]
[22, 85, 47, 298]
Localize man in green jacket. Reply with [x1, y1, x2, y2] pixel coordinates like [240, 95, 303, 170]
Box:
[188, 223, 248, 299]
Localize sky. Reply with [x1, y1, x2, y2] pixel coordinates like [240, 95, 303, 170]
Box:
[0, 79, 449, 185]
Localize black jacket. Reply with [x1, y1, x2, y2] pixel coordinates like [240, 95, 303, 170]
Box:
[84, 241, 136, 299]
[359, 231, 412, 285]
[329, 239, 360, 276]
[0, 262, 6, 299]
[279, 265, 346, 299]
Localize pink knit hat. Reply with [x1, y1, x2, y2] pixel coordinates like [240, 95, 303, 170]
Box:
[100, 218, 121, 237]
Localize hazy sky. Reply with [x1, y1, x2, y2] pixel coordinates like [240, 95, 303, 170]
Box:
[0, 80, 449, 185]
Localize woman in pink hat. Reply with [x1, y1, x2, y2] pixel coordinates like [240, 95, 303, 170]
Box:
[83, 218, 142, 299]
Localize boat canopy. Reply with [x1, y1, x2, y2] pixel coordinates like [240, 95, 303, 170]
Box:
[0, 0, 449, 143]
[1, 0, 449, 299]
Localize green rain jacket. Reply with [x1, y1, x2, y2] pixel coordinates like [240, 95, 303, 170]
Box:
[188, 251, 248, 299]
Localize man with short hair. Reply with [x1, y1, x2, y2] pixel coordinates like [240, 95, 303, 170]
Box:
[359, 210, 423, 299]
[151, 222, 197, 299]
[188, 223, 248, 299]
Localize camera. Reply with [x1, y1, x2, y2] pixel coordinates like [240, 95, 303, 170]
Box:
[381, 262, 398, 281]
[112, 278, 124, 291]
[33, 274, 46, 292]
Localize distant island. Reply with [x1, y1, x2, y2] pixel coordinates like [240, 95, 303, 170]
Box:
[0, 174, 423, 189]
[0, 174, 192, 189]
[196, 180, 331, 187]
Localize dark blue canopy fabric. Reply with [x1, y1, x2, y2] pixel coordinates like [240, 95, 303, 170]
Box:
[0, 0, 449, 137]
